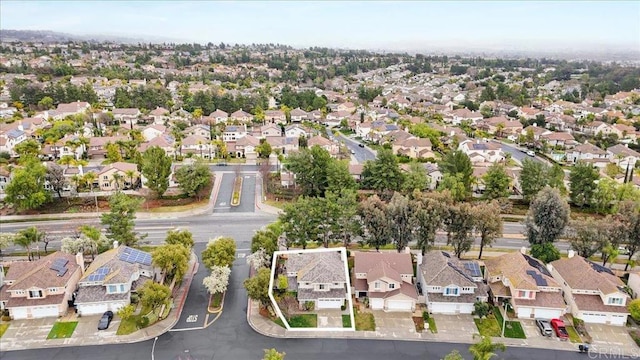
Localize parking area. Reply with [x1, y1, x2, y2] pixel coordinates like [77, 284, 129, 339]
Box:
[432, 314, 476, 342]
[587, 323, 638, 354]
[520, 319, 540, 338]
[371, 310, 417, 338]
[316, 309, 345, 328]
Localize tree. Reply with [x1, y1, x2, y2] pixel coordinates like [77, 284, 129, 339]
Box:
[152, 244, 190, 286]
[402, 162, 429, 193]
[280, 196, 323, 249]
[616, 201, 640, 270]
[13, 226, 45, 261]
[360, 148, 405, 192]
[79, 225, 107, 259]
[592, 177, 618, 214]
[0, 233, 14, 258]
[244, 267, 271, 306]
[530, 242, 561, 263]
[263, 348, 286, 360]
[520, 158, 548, 202]
[256, 139, 273, 159]
[175, 161, 212, 200]
[326, 159, 357, 193]
[325, 189, 361, 247]
[246, 248, 271, 270]
[387, 192, 413, 252]
[482, 163, 511, 200]
[37, 96, 54, 110]
[525, 187, 570, 245]
[438, 173, 468, 202]
[14, 139, 41, 158]
[105, 142, 123, 163]
[138, 281, 171, 311]
[141, 146, 172, 197]
[473, 201, 503, 259]
[203, 265, 231, 294]
[101, 192, 144, 247]
[251, 224, 281, 255]
[285, 145, 332, 197]
[473, 301, 491, 318]
[359, 195, 392, 251]
[629, 299, 640, 321]
[444, 203, 476, 258]
[202, 236, 237, 269]
[5, 156, 50, 211]
[45, 162, 67, 198]
[439, 150, 473, 195]
[442, 350, 464, 360]
[411, 192, 451, 255]
[165, 229, 194, 250]
[568, 218, 609, 258]
[569, 162, 599, 208]
[468, 335, 505, 360]
[117, 304, 135, 321]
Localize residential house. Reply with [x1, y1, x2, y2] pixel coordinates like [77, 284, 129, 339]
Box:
[458, 139, 505, 164]
[139, 134, 176, 158]
[392, 136, 434, 159]
[308, 135, 339, 156]
[149, 107, 169, 124]
[337, 102, 356, 113]
[285, 124, 311, 139]
[349, 164, 364, 182]
[290, 108, 309, 122]
[540, 131, 576, 148]
[42, 134, 86, 161]
[479, 117, 523, 138]
[76, 245, 155, 316]
[112, 108, 141, 125]
[0, 128, 27, 157]
[98, 162, 140, 191]
[210, 109, 229, 124]
[0, 167, 10, 193]
[521, 125, 552, 141]
[223, 124, 248, 142]
[266, 136, 299, 156]
[183, 124, 210, 140]
[627, 272, 640, 299]
[182, 135, 214, 159]
[582, 121, 614, 136]
[607, 144, 640, 170]
[352, 252, 418, 312]
[566, 142, 610, 167]
[447, 108, 483, 125]
[356, 121, 373, 139]
[142, 124, 167, 142]
[265, 110, 286, 124]
[49, 101, 90, 120]
[417, 251, 488, 314]
[233, 135, 260, 158]
[423, 163, 443, 190]
[284, 251, 348, 309]
[230, 109, 253, 123]
[87, 136, 128, 159]
[549, 253, 629, 326]
[484, 251, 566, 319]
[612, 123, 638, 142]
[0, 252, 82, 319]
[260, 123, 282, 138]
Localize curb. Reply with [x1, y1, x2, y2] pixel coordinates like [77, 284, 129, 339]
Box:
[230, 176, 243, 207]
[207, 291, 225, 314]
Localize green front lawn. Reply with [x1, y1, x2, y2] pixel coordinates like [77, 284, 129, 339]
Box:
[427, 317, 438, 334]
[354, 308, 376, 331]
[288, 314, 317, 328]
[566, 325, 582, 343]
[342, 315, 352, 328]
[0, 323, 9, 338]
[474, 316, 501, 337]
[493, 307, 526, 338]
[47, 321, 78, 339]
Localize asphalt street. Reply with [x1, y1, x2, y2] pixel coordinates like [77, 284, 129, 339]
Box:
[213, 173, 257, 213]
[332, 130, 377, 163]
[497, 141, 542, 164]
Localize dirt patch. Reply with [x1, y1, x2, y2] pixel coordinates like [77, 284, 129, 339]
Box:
[412, 316, 425, 332]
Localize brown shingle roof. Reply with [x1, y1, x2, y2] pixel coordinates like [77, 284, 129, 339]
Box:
[550, 256, 622, 295]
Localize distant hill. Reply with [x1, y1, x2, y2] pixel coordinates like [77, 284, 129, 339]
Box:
[0, 29, 166, 44]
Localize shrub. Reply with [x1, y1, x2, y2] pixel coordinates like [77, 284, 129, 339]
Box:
[422, 310, 430, 321]
[304, 301, 315, 311]
[130, 293, 139, 304]
[137, 316, 150, 328]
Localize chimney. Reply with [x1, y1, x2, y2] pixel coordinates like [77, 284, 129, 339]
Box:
[520, 246, 527, 255]
[403, 246, 411, 254]
[76, 252, 85, 275]
[625, 143, 629, 148]
[18, 120, 24, 131]
[567, 250, 575, 259]
[113, 241, 119, 249]
[416, 253, 423, 266]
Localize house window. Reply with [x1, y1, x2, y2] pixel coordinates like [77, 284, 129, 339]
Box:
[444, 287, 459, 296]
[120, 284, 126, 293]
[608, 297, 623, 305]
[103, 176, 108, 180]
[48, 287, 57, 293]
[29, 290, 43, 298]
[462, 287, 472, 292]
[374, 282, 380, 289]
[108, 285, 118, 293]
[518, 290, 528, 298]
[389, 283, 395, 289]
[318, 284, 326, 290]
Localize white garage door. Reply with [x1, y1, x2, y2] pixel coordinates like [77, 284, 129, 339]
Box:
[370, 298, 384, 310]
[10, 307, 28, 320]
[431, 302, 458, 314]
[516, 307, 533, 319]
[534, 308, 563, 320]
[581, 313, 607, 324]
[386, 300, 413, 312]
[317, 298, 343, 309]
[32, 305, 59, 318]
[78, 303, 109, 316]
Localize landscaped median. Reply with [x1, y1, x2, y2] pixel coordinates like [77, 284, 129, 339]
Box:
[231, 176, 243, 206]
[47, 321, 78, 339]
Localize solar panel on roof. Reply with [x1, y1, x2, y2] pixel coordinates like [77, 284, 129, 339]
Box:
[588, 260, 614, 275]
[464, 262, 482, 277]
[119, 247, 152, 265]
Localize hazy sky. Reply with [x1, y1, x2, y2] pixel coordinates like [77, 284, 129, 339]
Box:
[1, 1, 639, 51]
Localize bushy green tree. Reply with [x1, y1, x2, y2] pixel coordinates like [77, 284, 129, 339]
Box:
[5, 156, 50, 211]
[525, 187, 570, 245]
[361, 148, 405, 192]
[439, 150, 473, 195]
[202, 236, 237, 269]
[569, 162, 599, 208]
[482, 163, 511, 199]
[101, 192, 144, 247]
[175, 161, 212, 200]
[141, 146, 172, 197]
[165, 229, 194, 250]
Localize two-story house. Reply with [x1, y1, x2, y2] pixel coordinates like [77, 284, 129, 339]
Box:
[417, 251, 488, 314]
[230, 109, 253, 123]
[607, 144, 640, 170]
[223, 124, 248, 142]
[87, 136, 128, 159]
[484, 250, 566, 319]
[352, 252, 418, 312]
[549, 253, 629, 326]
[284, 251, 348, 310]
[149, 107, 170, 124]
[142, 124, 167, 142]
[97, 162, 140, 191]
[265, 110, 286, 124]
[393, 136, 434, 159]
[290, 108, 309, 122]
[260, 123, 282, 138]
[112, 108, 141, 125]
[0, 128, 27, 157]
[0, 252, 82, 319]
[181, 135, 214, 159]
[75, 245, 155, 316]
[458, 139, 505, 164]
[209, 109, 229, 124]
[284, 124, 311, 139]
[566, 142, 611, 167]
[307, 135, 339, 156]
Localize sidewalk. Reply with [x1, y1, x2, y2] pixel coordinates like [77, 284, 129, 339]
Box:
[0, 253, 198, 351]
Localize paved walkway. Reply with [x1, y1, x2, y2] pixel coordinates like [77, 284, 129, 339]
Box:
[0, 254, 198, 351]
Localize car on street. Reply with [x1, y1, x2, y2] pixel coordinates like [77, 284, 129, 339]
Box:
[350, 149, 356, 154]
[98, 310, 114, 330]
[526, 150, 535, 157]
[536, 319, 553, 337]
[358, 143, 365, 148]
[550, 318, 569, 340]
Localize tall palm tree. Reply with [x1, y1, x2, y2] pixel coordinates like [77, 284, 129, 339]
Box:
[468, 334, 505, 360]
[83, 172, 97, 191]
[58, 155, 76, 169]
[112, 173, 123, 192]
[14, 227, 45, 261]
[124, 169, 137, 189]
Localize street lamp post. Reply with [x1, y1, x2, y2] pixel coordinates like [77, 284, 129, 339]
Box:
[501, 300, 508, 337]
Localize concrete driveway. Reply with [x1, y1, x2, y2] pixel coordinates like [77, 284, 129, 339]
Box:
[434, 314, 477, 342]
[587, 323, 638, 355]
[370, 310, 418, 338]
[316, 309, 344, 328]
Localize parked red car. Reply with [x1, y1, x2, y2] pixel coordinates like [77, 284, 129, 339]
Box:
[550, 318, 569, 340]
